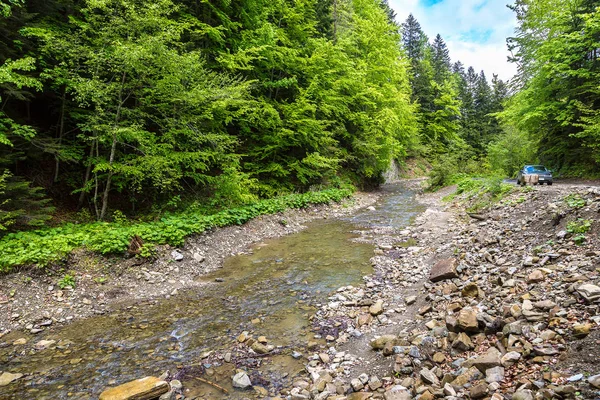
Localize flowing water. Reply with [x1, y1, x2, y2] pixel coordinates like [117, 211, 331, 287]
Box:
[0, 184, 424, 399]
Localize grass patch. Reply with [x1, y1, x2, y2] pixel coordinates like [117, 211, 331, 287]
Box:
[0, 188, 352, 273]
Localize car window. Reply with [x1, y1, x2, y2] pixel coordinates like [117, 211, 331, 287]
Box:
[526, 166, 547, 173]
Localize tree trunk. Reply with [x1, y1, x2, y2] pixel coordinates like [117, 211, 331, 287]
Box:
[78, 135, 96, 210]
[99, 71, 127, 221]
[54, 88, 67, 184]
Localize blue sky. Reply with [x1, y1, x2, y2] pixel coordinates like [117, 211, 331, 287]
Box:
[389, 0, 517, 81]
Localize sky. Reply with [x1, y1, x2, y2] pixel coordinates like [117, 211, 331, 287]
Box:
[389, 0, 518, 81]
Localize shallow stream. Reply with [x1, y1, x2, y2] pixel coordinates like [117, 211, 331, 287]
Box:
[0, 183, 424, 399]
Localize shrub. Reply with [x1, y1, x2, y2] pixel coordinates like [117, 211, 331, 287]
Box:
[0, 188, 353, 272]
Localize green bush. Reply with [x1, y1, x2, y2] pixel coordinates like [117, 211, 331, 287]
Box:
[566, 219, 592, 234]
[448, 176, 514, 212]
[486, 126, 537, 177]
[0, 188, 353, 272]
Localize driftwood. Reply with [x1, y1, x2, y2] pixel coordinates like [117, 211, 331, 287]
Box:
[194, 377, 229, 394]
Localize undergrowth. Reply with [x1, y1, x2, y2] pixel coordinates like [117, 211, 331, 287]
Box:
[444, 176, 514, 212]
[0, 188, 352, 272]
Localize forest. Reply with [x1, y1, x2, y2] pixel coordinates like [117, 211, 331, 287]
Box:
[0, 0, 599, 265]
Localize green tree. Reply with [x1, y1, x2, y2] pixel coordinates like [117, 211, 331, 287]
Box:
[503, 0, 600, 175]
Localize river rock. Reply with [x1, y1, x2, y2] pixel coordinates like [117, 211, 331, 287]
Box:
[461, 282, 480, 298]
[472, 348, 502, 372]
[99, 376, 169, 400]
[35, 339, 56, 350]
[501, 351, 521, 367]
[347, 393, 373, 400]
[588, 374, 600, 388]
[452, 332, 474, 352]
[429, 258, 458, 282]
[250, 341, 269, 354]
[419, 368, 439, 385]
[357, 313, 373, 327]
[370, 335, 397, 350]
[0, 372, 23, 386]
[457, 308, 479, 332]
[171, 250, 184, 261]
[576, 284, 600, 302]
[527, 270, 544, 283]
[369, 300, 384, 316]
[572, 322, 591, 338]
[383, 385, 411, 400]
[470, 383, 489, 399]
[232, 372, 252, 389]
[512, 389, 533, 400]
[485, 366, 505, 383]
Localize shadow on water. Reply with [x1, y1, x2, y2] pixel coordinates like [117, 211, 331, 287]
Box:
[0, 184, 423, 399]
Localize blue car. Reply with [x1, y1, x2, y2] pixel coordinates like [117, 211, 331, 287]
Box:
[516, 165, 553, 185]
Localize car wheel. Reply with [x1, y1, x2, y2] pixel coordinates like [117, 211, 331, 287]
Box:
[548, 182, 553, 186]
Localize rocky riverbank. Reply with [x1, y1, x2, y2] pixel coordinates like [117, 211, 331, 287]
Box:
[0, 192, 378, 335]
[290, 182, 600, 400]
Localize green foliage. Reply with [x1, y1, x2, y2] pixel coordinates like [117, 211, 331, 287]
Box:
[566, 219, 592, 235]
[57, 273, 75, 289]
[564, 194, 586, 209]
[0, 188, 352, 272]
[487, 126, 537, 177]
[448, 176, 514, 212]
[503, 0, 600, 175]
[0, 170, 55, 233]
[138, 243, 157, 259]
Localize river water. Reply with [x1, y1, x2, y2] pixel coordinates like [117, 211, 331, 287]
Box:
[0, 183, 424, 399]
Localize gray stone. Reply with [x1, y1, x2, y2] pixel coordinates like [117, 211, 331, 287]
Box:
[351, 378, 364, 391]
[232, 372, 252, 389]
[472, 348, 501, 372]
[384, 385, 411, 400]
[512, 389, 533, 400]
[419, 368, 439, 385]
[501, 351, 521, 367]
[577, 284, 600, 302]
[430, 258, 459, 282]
[171, 250, 184, 261]
[485, 366, 505, 383]
[588, 374, 600, 388]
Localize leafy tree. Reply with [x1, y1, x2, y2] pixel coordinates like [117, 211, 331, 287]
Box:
[487, 126, 537, 177]
[26, 0, 250, 219]
[503, 0, 600, 175]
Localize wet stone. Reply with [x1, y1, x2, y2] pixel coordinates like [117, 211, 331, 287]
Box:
[232, 371, 252, 389]
[0, 372, 24, 387]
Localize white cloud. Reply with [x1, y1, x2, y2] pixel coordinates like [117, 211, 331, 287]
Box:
[389, 0, 518, 81]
